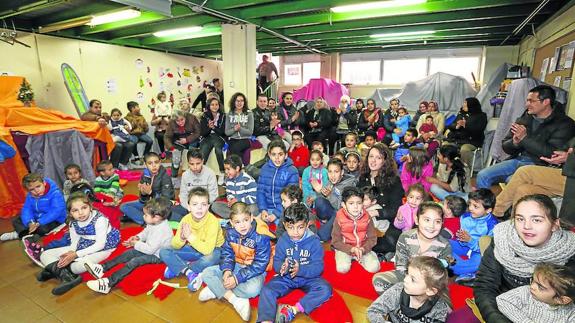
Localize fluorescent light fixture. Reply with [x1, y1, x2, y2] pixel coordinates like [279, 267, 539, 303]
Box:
[370, 30, 435, 39]
[331, 0, 426, 13]
[88, 9, 141, 26]
[153, 26, 204, 37]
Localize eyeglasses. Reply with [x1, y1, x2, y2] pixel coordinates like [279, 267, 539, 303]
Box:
[526, 98, 543, 104]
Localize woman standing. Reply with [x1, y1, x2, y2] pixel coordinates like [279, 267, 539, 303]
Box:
[358, 143, 405, 259]
[225, 92, 254, 165]
[199, 97, 227, 182]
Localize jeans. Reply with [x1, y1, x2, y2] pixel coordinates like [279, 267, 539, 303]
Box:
[160, 245, 222, 276]
[449, 240, 482, 276]
[120, 200, 145, 225]
[102, 249, 161, 287]
[202, 265, 266, 299]
[200, 135, 226, 172]
[170, 205, 189, 222]
[257, 276, 332, 322]
[315, 197, 337, 241]
[430, 184, 468, 201]
[171, 141, 200, 178]
[40, 246, 114, 274]
[129, 134, 153, 157]
[110, 141, 136, 167]
[12, 216, 62, 239]
[475, 157, 535, 189]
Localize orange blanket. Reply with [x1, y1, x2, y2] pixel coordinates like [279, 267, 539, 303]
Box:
[0, 76, 115, 218]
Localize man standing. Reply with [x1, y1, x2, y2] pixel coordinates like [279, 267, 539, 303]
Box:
[257, 55, 278, 93]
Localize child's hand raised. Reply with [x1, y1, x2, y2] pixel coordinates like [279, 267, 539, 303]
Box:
[321, 186, 332, 197]
[311, 179, 323, 193]
[180, 223, 192, 241]
[456, 229, 471, 242]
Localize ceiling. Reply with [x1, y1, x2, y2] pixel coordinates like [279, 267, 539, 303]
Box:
[2, 0, 573, 58]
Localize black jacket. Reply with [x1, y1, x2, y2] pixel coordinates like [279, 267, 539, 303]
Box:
[357, 174, 404, 221]
[346, 109, 362, 133]
[358, 109, 385, 133]
[276, 103, 303, 130]
[199, 111, 226, 139]
[502, 108, 575, 165]
[382, 108, 398, 133]
[474, 241, 575, 323]
[139, 166, 174, 203]
[192, 91, 207, 113]
[304, 108, 332, 133]
[447, 111, 488, 147]
[252, 107, 272, 137]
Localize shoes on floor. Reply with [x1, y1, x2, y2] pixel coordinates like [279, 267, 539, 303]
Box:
[84, 262, 104, 279]
[163, 267, 178, 280]
[276, 304, 297, 323]
[23, 236, 44, 267]
[0, 231, 18, 241]
[186, 272, 202, 292]
[86, 278, 111, 294]
[198, 287, 217, 302]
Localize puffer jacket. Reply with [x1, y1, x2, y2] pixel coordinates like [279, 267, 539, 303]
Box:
[256, 157, 300, 216]
[447, 111, 487, 147]
[502, 108, 575, 165]
[139, 166, 174, 202]
[332, 208, 374, 250]
[220, 219, 274, 284]
[21, 178, 66, 226]
[252, 107, 272, 137]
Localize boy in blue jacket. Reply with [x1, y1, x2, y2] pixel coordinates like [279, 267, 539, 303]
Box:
[1, 173, 66, 242]
[450, 188, 498, 284]
[200, 202, 274, 321]
[257, 140, 299, 225]
[257, 203, 332, 323]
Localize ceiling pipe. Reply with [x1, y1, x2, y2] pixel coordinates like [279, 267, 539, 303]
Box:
[174, 0, 326, 54]
[0, 0, 65, 20]
[500, 0, 550, 45]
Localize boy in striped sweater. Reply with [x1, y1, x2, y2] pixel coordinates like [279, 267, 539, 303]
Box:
[211, 155, 258, 219]
[94, 160, 123, 206]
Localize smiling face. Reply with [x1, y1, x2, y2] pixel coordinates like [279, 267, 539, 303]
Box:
[327, 163, 343, 184]
[99, 163, 115, 179]
[283, 94, 293, 106]
[188, 195, 209, 220]
[209, 100, 220, 114]
[343, 195, 363, 218]
[224, 163, 240, 179]
[69, 199, 91, 222]
[367, 148, 384, 172]
[284, 220, 307, 241]
[257, 95, 268, 109]
[428, 102, 437, 112]
[268, 99, 276, 109]
[468, 199, 490, 218]
[514, 200, 559, 247]
[416, 209, 443, 240]
[231, 212, 253, 236]
[310, 152, 322, 169]
[268, 147, 286, 167]
[407, 190, 424, 209]
[526, 92, 550, 117]
[234, 95, 245, 112]
[419, 103, 428, 113]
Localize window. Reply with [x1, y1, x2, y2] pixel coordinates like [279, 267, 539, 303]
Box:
[302, 62, 321, 85]
[284, 64, 302, 85]
[341, 61, 381, 84]
[429, 57, 480, 83]
[382, 59, 427, 85]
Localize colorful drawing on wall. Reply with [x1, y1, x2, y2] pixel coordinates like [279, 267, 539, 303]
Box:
[135, 58, 144, 69]
[177, 67, 182, 78]
[192, 66, 199, 74]
[187, 84, 194, 91]
[177, 80, 181, 86]
[139, 76, 144, 88]
[147, 66, 150, 73]
[146, 78, 152, 87]
[61, 63, 89, 117]
[136, 92, 144, 102]
[196, 76, 201, 82]
[183, 68, 191, 77]
[199, 65, 204, 73]
[167, 72, 174, 78]
[159, 67, 165, 78]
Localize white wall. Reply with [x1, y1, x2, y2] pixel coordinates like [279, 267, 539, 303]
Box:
[0, 31, 222, 119]
[481, 45, 519, 85]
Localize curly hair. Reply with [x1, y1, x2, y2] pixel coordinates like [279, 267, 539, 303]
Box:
[360, 143, 398, 188]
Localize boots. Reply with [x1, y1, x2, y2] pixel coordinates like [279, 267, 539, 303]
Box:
[52, 265, 82, 295]
[36, 261, 58, 282]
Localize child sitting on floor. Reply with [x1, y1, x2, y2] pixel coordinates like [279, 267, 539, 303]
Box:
[311, 141, 330, 165]
[344, 151, 361, 177]
[62, 164, 90, 201]
[450, 188, 497, 285]
[277, 185, 317, 238]
[94, 160, 123, 206]
[339, 132, 360, 156]
[440, 195, 467, 239]
[302, 150, 328, 207]
[427, 144, 468, 201]
[37, 192, 120, 295]
[160, 187, 224, 292]
[332, 187, 380, 274]
[257, 203, 332, 323]
[211, 154, 258, 220]
[399, 146, 433, 193]
[358, 131, 377, 161]
[84, 197, 173, 294]
[288, 130, 309, 175]
[367, 256, 452, 323]
[497, 263, 575, 323]
[1, 173, 66, 242]
[200, 202, 274, 321]
[393, 184, 426, 232]
[372, 202, 451, 293]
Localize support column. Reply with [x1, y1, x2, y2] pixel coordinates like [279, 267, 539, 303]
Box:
[320, 53, 340, 82]
[221, 24, 257, 111]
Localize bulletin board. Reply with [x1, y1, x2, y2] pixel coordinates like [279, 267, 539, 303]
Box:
[532, 30, 575, 91]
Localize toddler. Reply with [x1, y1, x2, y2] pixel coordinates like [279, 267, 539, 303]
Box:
[153, 91, 172, 118]
[85, 197, 173, 294]
[367, 256, 452, 323]
[440, 195, 467, 239]
[277, 185, 317, 238]
[108, 108, 132, 143]
[419, 115, 438, 136]
[393, 128, 421, 168]
[302, 150, 328, 207]
[393, 184, 426, 232]
[332, 187, 380, 274]
[363, 186, 387, 233]
[94, 160, 123, 206]
[62, 163, 90, 201]
[428, 144, 468, 201]
[419, 123, 440, 160]
[390, 107, 412, 148]
[311, 141, 329, 165]
[339, 132, 359, 156]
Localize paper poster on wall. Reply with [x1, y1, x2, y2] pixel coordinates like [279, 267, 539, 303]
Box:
[106, 78, 117, 94]
[0, 71, 14, 76]
[540, 58, 549, 81]
[135, 58, 144, 69]
[136, 92, 144, 102]
[553, 76, 562, 87]
[562, 77, 572, 91]
[139, 76, 144, 88]
[564, 41, 575, 69]
[183, 68, 191, 77]
[146, 77, 152, 87]
[552, 47, 561, 72]
[159, 67, 165, 78]
[549, 57, 556, 74]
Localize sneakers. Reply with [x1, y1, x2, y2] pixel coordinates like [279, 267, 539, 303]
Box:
[23, 236, 44, 267]
[163, 267, 178, 280]
[455, 273, 476, 286]
[198, 287, 217, 302]
[0, 231, 18, 241]
[276, 304, 297, 323]
[230, 296, 251, 321]
[86, 278, 111, 294]
[84, 263, 104, 279]
[217, 175, 225, 186]
[186, 272, 202, 292]
[118, 163, 130, 171]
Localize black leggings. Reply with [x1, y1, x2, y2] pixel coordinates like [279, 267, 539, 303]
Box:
[155, 131, 165, 153]
[228, 138, 251, 165]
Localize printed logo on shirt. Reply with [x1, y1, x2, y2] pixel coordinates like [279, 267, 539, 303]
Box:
[230, 114, 249, 124]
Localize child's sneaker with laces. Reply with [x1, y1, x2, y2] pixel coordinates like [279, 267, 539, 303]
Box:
[84, 263, 104, 279]
[186, 272, 202, 292]
[276, 304, 297, 323]
[163, 267, 177, 279]
[87, 278, 111, 294]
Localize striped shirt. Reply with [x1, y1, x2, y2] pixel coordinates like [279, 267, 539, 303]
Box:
[94, 174, 123, 198]
[225, 171, 257, 205]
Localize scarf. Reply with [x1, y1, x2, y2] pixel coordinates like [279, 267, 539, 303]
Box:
[363, 108, 380, 126]
[493, 220, 575, 277]
[399, 289, 438, 320]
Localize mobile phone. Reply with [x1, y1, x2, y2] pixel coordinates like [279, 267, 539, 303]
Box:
[141, 168, 152, 185]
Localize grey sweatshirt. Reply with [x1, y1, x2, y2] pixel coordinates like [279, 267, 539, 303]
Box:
[497, 285, 575, 323]
[225, 110, 254, 139]
[135, 220, 173, 257]
[179, 166, 219, 208]
[325, 174, 357, 209]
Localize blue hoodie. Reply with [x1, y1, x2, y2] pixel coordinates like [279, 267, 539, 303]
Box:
[21, 178, 66, 226]
[256, 157, 299, 216]
[457, 211, 498, 253]
[274, 229, 324, 281]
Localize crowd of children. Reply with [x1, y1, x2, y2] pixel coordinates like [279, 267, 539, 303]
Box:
[1, 91, 574, 323]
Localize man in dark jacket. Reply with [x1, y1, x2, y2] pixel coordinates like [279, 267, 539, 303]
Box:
[476, 85, 575, 189]
[253, 93, 288, 150]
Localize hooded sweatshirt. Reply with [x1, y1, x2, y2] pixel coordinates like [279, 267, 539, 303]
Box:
[274, 229, 324, 280]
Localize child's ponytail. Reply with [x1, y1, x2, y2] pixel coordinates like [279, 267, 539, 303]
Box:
[406, 146, 427, 179]
[439, 144, 467, 192]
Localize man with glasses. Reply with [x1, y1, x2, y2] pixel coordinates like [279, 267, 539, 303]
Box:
[476, 85, 575, 190]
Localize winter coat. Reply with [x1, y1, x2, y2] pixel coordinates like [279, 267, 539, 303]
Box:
[139, 166, 174, 202]
[256, 157, 300, 216]
[359, 109, 385, 133]
[125, 112, 149, 136]
[276, 103, 304, 130]
[304, 108, 332, 133]
[456, 212, 497, 253]
[21, 178, 66, 226]
[164, 113, 201, 150]
[220, 219, 274, 284]
[447, 111, 488, 147]
[274, 229, 324, 280]
[332, 208, 377, 253]
[252, 107, 272, 137]
[199, 111, 226, 139]
[502, 108, 575, 165]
